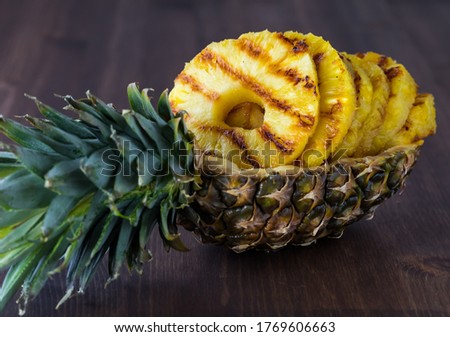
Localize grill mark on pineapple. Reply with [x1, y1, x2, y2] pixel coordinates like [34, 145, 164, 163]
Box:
[200, 49, 315, 129]
[200, 125, 248, 150]
[354, 70, 362, 96]
[282, 68, 303, 85]
[276, 33, 309, 53]
[377, 55, 389, 69]
[385, 66, 402, 80]
[242, 151, 261, 168]
[176, 73, 220, 101]
[313, 53, 324, 66]
[303, 75, 317, 93]
[224, 129, 247, 150]
[198, 124, 261, 167]
[412, 95, 427, 106]
[237, 38, 316, 90]
[259, 124, 294, 153]
[237, 38, 266, 59]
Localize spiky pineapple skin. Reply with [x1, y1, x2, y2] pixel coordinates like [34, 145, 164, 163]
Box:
[180, 143, 420, 252]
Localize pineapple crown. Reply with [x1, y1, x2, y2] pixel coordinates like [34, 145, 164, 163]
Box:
[0, 83, 195, 314]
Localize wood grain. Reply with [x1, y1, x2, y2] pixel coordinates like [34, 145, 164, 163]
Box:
[0, 0, 449, 316]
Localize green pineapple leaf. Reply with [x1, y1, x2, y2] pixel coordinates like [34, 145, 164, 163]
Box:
[0, 83, 195, 315]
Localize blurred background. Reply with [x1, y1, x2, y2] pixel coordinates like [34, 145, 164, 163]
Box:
[0, 0, 449, 316]
[1, 0, 447, 112]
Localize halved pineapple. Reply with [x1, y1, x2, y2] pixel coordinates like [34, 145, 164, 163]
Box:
[389, 93, 436, 146]
[337, 53, 374, 157]
[287, 32, 357, 167]
[169, 30, 320, 168]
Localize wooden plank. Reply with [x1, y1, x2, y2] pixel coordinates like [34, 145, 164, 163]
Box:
[0, 0, 449, 316]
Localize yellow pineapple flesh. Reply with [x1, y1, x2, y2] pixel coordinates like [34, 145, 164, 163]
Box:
[353, 53, 391, 156]
[286, 32, 356, 167]
[337, 53, 374, 157]
[357, 52, 417, 155]
[169, 30, 320, 168]
[375, 57, 418, 153]
[389, 93, 436, 146]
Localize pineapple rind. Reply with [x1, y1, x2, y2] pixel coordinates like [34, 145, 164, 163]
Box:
[181, 143, 421, 252]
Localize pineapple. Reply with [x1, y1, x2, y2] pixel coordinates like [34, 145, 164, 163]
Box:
[169, 30, 320, 168]
[337, 53, 374, 156]
[355, 52, 417, 155]
[284, 32, 357, 167]
[183, 144, 420, 251]
[388, 93, 436, 146]
[0, 87, 195, 314]
[353, 53, 391, 156]
[0, 30, 436, 314]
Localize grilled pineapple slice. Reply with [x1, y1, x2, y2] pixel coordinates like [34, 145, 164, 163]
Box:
[169, 30, 320, 168]
[389, 93, 436, 146]
[357, 52, 417, 154]
[353, 53, 391, 157]
[337, 53, 374, 157]
[284, 32, 356, 166]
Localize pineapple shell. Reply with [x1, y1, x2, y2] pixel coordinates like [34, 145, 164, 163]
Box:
[179, 143, 421, 252]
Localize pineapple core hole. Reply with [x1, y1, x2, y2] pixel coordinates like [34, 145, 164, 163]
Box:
[225, 102, 265, 130]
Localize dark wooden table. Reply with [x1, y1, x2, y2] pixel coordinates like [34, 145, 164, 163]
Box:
[1, 0, 449, 316]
